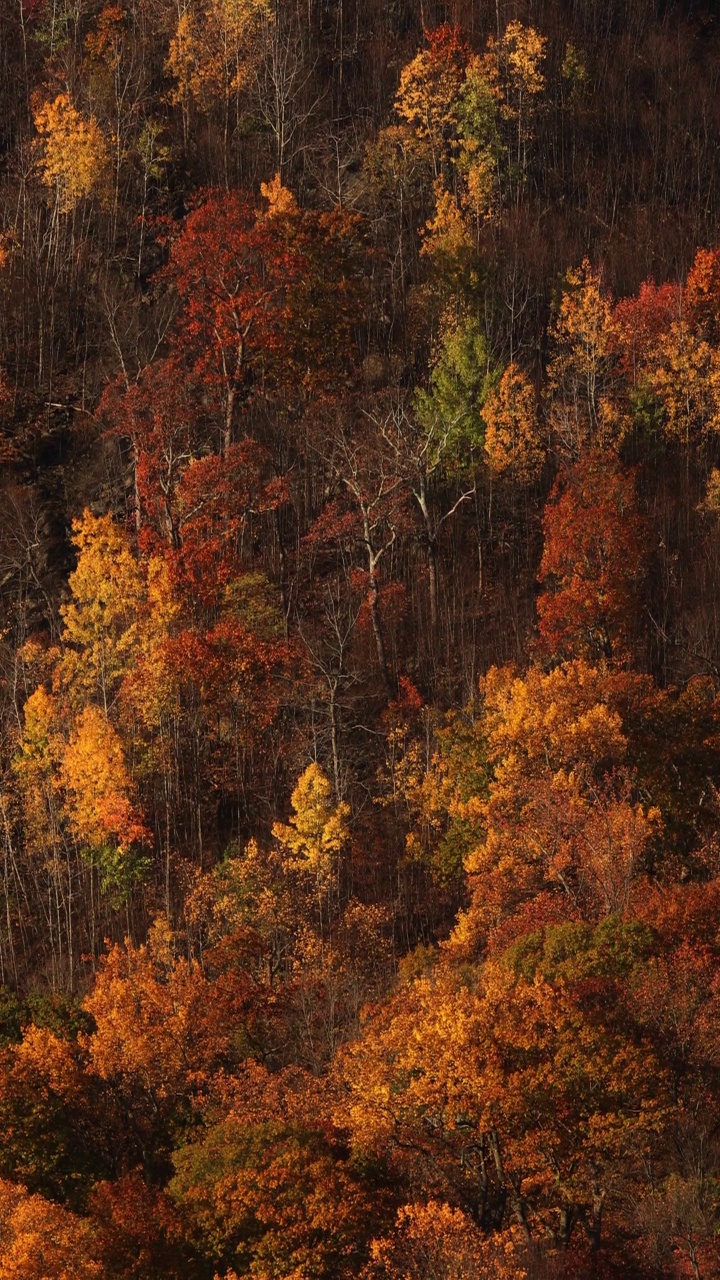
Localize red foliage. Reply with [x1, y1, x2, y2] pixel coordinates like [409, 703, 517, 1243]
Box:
[613, 280, 681, 378]
[173, 439, 288, 603]
[89, 1175, 186, 1280]
[634, 878, 720, 953]
[163, 188, 305, 434]
[422, 22, 470, 68]
[537, 451, 648, 662]
[487, 891, 583, 955]
[101, 358, 203, 549]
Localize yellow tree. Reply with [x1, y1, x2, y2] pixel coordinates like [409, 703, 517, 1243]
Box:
[61, 706, 150, 893]
[381, 701, 488, 885]
[446, 661, 659, 956]
[485, 21, 546, 185]
[650, 321, 720, 445]
[420, 179, 475, 282]
[338, 948, 667, 1253]
[272, 764, 350, 892]
[271, 762, 351, 962]
[492, 22, 547, 103]
[365, 1201, 528, 1280]
[483, 363, 544, 484]
[394, 25, 469, 178]
[33, 94, 110, 214]
[11, 687, 74, 984]
[166, 0, 271, 159]
[12, 686, 63, 864]
[547, 260, 622, 452]
[59, 511, 145, 712]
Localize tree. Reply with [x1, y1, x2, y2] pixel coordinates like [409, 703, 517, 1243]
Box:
[272, 763, 349, 893]
[88, 1174, 188, 1280]
[167, 0, 271, 114]
[338, 941, 666, 1254]
[0, 1024, 107, 1204]
[487, 21, 547, 189]
[0, 1177, 101, 1279]
[380, 698, 488, 886]
[82, 918, 260, 1175]
[59, 511, 145, 712]
[101, 360, 204, 550]
[684, 246, 720, 344]
[376, 311, 495, 635]
[537, 451, 648, 662]
[170, 1061, 379, 1279]
[314, 414, 410, 697]
[163, 187, 304, 452]
[33, 93, 110, 214]
[173, 438, 288, 601]
[613, 279, 680, 383]
[546, 261, 621, 453]
[394, 25, 469, 179]
[446, 659, 656, 955]
[650, 321, 720, 446]
[483, 363, 544, 484]
[364, 1201, 527, 1280]
[61, 706, 150, 894]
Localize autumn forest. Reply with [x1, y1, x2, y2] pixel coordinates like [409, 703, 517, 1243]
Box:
[4, 0, 720, 1275]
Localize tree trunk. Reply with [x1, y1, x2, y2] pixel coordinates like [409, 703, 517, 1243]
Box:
[487, 1128, 531, 1240]
[368, 566, 393, 698]
[586, 1186, 605, 1252]
[427, 533, 439, 635]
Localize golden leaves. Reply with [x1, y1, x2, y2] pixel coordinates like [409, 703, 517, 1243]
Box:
[260, 172, 298, 219]
[365, 1200, 529, 1280]
[443, 661, 649, 948]
[420, 179, 473, 263]
[493, 21, 547, 105]
[166, 0, 272, 111]
[61, 705, 149, 858]
[484, 363, 544, 483]
[649, 321, 720, 444]
[547, 259, 620, 447]
[33, 94, 110, 214]
[392, 19, 546, 253]
[60, 510, 145, 708]
[394, 26, 467, 155]
[82, 921, 212, 1100]
[273, 763, 349, 887]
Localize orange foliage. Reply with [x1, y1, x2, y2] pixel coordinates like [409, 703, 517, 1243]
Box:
[82, 918, 259, 1115]
[338, 952, 667, 1250]
[0, 1179, 100, 1279]
[685, 245, 720, 343]
[364, 1201, 528, 1280]
[61, 706, 150, 857]
[446, 659, 662, 951]
[395, 25, 469, 172]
